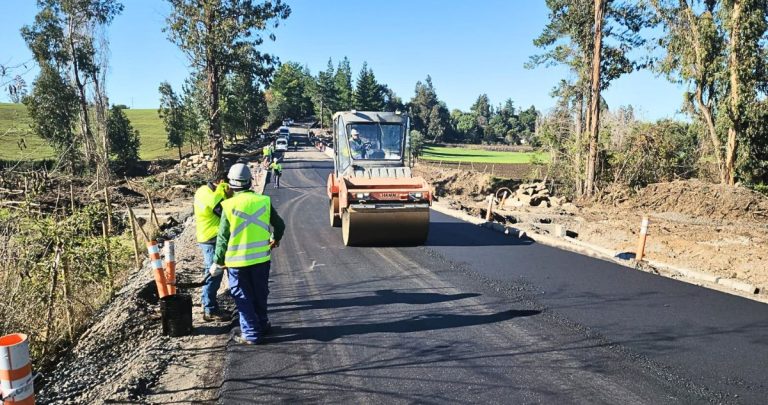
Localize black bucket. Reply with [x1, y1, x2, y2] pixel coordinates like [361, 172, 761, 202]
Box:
[160, 294, 193, 337]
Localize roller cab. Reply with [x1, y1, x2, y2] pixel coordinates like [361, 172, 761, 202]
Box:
[327, 111, 431, 246]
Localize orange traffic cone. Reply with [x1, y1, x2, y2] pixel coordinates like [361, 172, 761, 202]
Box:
[164, 241, 176, 296]
[0, 333, 35, 405]
[147, 241, 169, 298]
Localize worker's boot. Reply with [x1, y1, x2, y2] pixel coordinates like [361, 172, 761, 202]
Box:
[204, 309, 232, 322]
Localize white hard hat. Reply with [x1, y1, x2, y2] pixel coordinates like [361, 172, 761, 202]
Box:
[227, 163, 251, 188]
[350, 129, 360, 136]
[273, 157, 278, 162]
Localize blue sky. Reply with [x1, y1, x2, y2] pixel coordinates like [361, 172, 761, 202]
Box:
[0, 0, 686, 120]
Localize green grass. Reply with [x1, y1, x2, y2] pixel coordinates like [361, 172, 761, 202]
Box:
[421, 145, 549, 164]
[0, 103, 175, 161]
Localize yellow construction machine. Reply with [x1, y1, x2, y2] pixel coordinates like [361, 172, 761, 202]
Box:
[327, 111, 431, 246]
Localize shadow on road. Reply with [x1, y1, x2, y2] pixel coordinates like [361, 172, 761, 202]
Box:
[265, 309, 540, 343]
[426, 221, 534, 247]
[269, 289, 480, 313]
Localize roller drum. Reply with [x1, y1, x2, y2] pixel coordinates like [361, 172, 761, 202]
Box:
[342, 206, 429, 246]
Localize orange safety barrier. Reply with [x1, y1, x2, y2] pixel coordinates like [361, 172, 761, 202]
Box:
[164, 241, 176, 296]
[0, 333, 34, 405]
[147, 241, 169, 298]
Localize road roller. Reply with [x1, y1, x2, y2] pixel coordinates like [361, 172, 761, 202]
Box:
[327, 111, 431, 246]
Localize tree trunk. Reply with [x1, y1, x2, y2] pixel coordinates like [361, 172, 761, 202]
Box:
[69, 21, 94, 170]
[585, 0, 606, 197]
[696, 87, 725, 182]
[207, 61, 223, 175]
[574, 92, 584, 196]
[725, 0, 742, 185]
[178, 145, 182, 160]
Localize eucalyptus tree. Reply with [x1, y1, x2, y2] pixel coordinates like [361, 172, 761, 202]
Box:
[22, 0, 124, 175]
[165, 0, 290, 174]
[531, 0, 652, 195]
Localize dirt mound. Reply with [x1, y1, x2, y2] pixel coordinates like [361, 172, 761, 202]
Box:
[413, 165, 492, 201]
[624, 180, 768, 222]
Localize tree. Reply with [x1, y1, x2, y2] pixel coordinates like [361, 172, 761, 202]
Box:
[722, 0, 768, 185]
[8, 76, 27, 103]
[267, 62, 314, 124]
[222, 69, 268, 140]
[353, 62, 385, 110]
[470, 94, 493, 128]
[531, 0, 652, 195]
[409, 76, 450, 142]
[158, 81, 187, 159]
[22, 0, 124, 176]
[653, 0, 768, 184]
[165, 0, 290, 175]
[107, 105, 140, 170]
[315, 58, 337, 128]
[333, 57, 354, 111]
[381, 84, 405, 112]
[23, 63, 79, 169]
[409, 129, 426, 160]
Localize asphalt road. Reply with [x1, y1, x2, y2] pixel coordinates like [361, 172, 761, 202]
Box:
[220, 148, 768, 404]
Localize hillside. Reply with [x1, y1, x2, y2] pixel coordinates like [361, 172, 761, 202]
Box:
[0, 103, 174, 161]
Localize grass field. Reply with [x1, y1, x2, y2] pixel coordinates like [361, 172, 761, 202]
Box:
[421, 145, 549, 164]
[0, 103, 174, 161]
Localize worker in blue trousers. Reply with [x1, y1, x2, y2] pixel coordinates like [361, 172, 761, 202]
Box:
[211, 163, 285, 345]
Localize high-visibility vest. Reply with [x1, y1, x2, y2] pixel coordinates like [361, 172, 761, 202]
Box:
[270, 162, 282, 173]
[263, 146, 272, 157]
[194, 184, 226, 242]
[221, 192, 272, 267]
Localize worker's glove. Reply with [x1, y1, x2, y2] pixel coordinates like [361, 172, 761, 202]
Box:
[209, 263, 225, 278]
[269, 240, 280, 250]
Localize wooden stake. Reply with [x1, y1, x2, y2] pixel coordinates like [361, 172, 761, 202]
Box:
[104, 186, 113, 234]
[128, 206, 149, 244]
[635, 216, 650, 262]
[499, 191, 509, 210]
[127, 207, 141, 268]
[43, 245, 62, 356]
[485, 194, 494, 222]
[70, 182, 75, 213]
[102, 221, 114, 297]
[61, 255, 74, 340]
[145, 191, 161, 231]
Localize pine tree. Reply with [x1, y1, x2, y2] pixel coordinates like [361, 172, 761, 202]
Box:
[334, 57, 354, 110]
[353, 62, 385, 111]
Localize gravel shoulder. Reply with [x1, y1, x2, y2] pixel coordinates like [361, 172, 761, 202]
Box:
[37, 156, 268, 404]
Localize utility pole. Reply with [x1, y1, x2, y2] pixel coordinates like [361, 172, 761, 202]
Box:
[320, 99, 324, 130]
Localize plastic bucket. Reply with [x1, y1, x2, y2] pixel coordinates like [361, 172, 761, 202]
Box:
[160, 294, 192, 337]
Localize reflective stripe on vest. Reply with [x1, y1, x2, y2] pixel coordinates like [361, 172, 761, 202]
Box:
[194, 185, 226, 242]
[221, 193, 271, 267]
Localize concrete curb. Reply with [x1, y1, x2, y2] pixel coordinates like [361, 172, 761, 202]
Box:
[430, 202, 764, 301]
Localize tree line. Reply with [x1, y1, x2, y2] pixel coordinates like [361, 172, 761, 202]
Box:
[265, 59, 541, 147]
[530, 0, 768, 195]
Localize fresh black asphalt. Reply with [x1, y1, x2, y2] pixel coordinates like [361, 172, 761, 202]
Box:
[219, 149, 768, 404]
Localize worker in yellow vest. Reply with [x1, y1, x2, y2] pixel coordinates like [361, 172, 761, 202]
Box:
[262, 144, 273, 166]
[212, 163, 285, 344]
[269, 158, 283, 188]
[194, 175, 233, 322]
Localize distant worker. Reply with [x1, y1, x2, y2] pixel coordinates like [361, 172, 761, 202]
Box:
[194, 174, 233, 322]
[262, 143, 272, 165]
[212, 163, 285, 345]
[349, 128, 366, 159]
[293, 140, 298, 151]
[270, 158, 283, 189]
